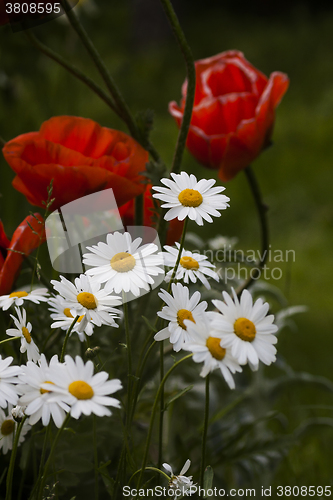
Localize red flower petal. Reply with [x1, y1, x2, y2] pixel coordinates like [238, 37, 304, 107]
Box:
[0, 214, 45, 295]
[169, 51, 289, 180]
[3, 116, 148, 210]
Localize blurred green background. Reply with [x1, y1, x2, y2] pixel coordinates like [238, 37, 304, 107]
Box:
[0, 0, 333, 488]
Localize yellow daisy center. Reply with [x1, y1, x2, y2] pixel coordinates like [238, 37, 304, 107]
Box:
[110, 252, 136, 273]
[77, 292, 97, 310]
[22, 326, 32, 344]
[68, 380, 94, 400]
[9, 291, 29, 299]
[40, 381, 54, 395]
[178, 189, 203, 207]
[63, 308, 73, 318]
[177, 309, 195, 330]
[234, 317, 256, 342]
[180, 256, 200, 270]
[206, 337, 226, 360]
[1, 419, 15, 436]
[63, 308, 84, 323]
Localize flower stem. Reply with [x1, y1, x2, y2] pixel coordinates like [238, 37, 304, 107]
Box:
[129, 339, 157, 425]
[200, 373, 210, 488]
[123, 299, 133, 421]
[37, 414, 71, 500]
[129, 466, 170, 485]
[60, 0, 137, 135]
[0, 336, 21, 346]
[158, 0, 196, 175]
[60, 316, 79, 362]
[137, 354, 192, 490]
[6, 416, 27, 500]
[156, 217, 188, 468]
[236, 166, 269, 297]
[27, 424, 51, 500]
[25, 30, 121, 118]
[158, 340, 164, 469]
[167, 218, 188, 291]
[93, 415, 99, 500]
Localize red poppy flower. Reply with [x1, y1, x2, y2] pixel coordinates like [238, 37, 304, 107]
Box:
[169, 50, 289, 181]
[0, 214, 46, 295]
[119, 186, 184, 246]
[3, 116, 148, 210]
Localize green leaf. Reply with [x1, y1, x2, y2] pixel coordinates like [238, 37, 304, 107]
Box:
[295, 417, 333, 438]
[208, 394, 247, 427]
[100, 471, 115, 498]
[266, 372, 333, 396]
[164, 386, 193, 410]
[203, 466, 214, 497]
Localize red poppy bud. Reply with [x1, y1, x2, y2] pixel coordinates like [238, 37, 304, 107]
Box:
[169, 50, 289, 181]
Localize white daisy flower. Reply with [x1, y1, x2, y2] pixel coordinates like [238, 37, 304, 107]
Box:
[51, 274, 121, 333]
[182, 316, 242, 389]
[11, 405, 27, 422]
[152, 171, 230, 226]
[210, 289, 278, 371]
[6, 307, 40, 363]
[0, 288, 48, 311]
[163, 243, 219, 290]
[17, 355, 70, 428]
[163, 459, 195, 494]
[83, 231, 164, 297]
[0, 404, 30, 454]
[0, 355, 21, 409]
[48, 295, 94, 341]
[154, 283, 208, 352]
[43, 355, 122, 419]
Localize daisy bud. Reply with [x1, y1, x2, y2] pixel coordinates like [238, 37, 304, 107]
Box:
[85, 347, 100, 360]
[11, 405, 27, 423]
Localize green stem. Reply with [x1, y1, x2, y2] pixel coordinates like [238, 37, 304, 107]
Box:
[166, 218, 188, 292]
[93, 415, 99, 500]
[123, 300, 133, 422]
[25, 30, 120, 118]
[129, 466, 170, 485]
[130, 339, 157, 425]
[28, 425, 51, 500]
[38, 425, 50, 481]
[236, 166, 269, 297]
[25, 256, 53, 293]
[137, 354, 192, 489]
[157, 341, 164, 469]
[59, 0, 161, 165]
[6, 417, 27, 500]
[0, 336, 21, 346]
[157, 0, 196, 244]
[159, 0, 196, 175]
[37, 414, 71, 500]
[60, 316, 79, 362]
[200, 374, 210, 488]
[60, 0, 137, 138]
[113, 444, 126, 499]
[156, 217, 187, 468]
